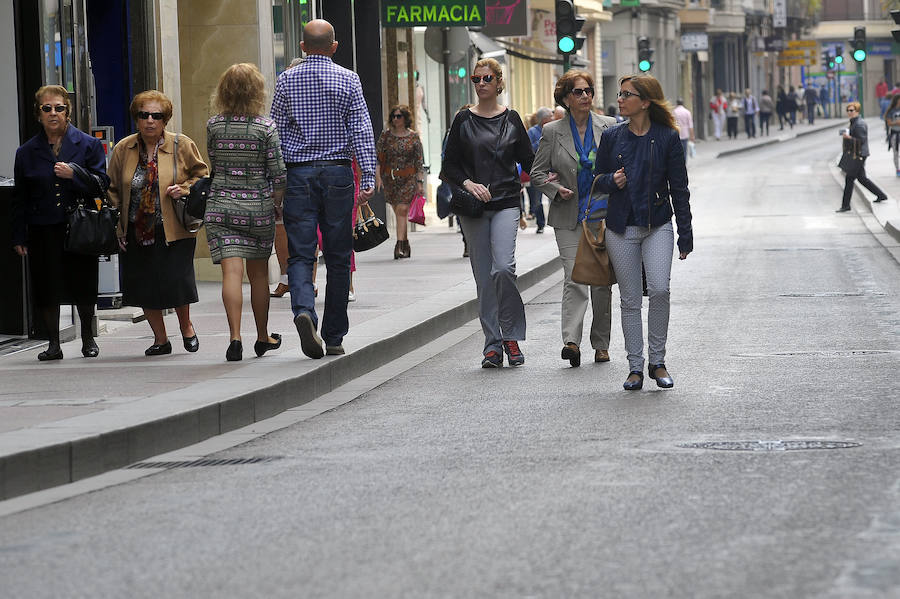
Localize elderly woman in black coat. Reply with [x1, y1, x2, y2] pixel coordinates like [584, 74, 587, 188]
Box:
[11, 85, 108, 361]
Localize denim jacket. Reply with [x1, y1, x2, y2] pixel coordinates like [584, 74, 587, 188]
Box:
[593, 121, 693, 254]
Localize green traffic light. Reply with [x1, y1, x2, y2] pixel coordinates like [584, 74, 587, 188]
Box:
[558, 36, 575, 53]
[638, 60, 651, 72]
[835, 55, 843, 64]
[458, 67, 466, 77]
[853, 48, 866, 61]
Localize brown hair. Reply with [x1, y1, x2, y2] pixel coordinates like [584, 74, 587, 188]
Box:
[473, 58, 504, 95]
[129, 90, 174, 124]
[847, 101, 861, 113]
[554, 70, 594, 110]
[214, 63, 266, 117]
[386, 104, 413, 129]
[34, 85, 71, 120]
[620, 74, 676, 130]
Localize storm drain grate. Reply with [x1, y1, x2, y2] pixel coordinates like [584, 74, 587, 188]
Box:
[126, 456, 283, 469]
[677, 440, 861, 451]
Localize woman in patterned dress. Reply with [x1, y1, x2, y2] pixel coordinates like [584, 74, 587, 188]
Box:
[206, 63, 287, 361]
[375, 104, 425, 259]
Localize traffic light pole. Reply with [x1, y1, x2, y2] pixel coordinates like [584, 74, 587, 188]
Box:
[442, 27, 451, 132]
[857, 61, 864, 118]
[563, 54, 570, 73]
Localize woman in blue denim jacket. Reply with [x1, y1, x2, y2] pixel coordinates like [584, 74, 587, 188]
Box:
[593, 75, 693, 390]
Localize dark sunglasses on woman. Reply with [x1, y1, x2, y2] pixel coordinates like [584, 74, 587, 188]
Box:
[137, 111, 165, 121]
[470, 75, 494, 84]
[41, 105, 67, 113]
[390, 113, 404, 119]
[571, 87, 594, 97]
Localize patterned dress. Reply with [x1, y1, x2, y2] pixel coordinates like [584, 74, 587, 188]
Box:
[205, 115, 286, 263]
[376, 130, 424, 206]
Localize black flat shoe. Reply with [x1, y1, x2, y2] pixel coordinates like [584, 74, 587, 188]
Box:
[145, 341, 172, 356]
[226, 340, 242, 362]
[648, 363, 674, 388]
[183, 334, 199, 352]
[623, 371, 644, 391]
[38, 347, 63, 361]
[81, 339, 99, 358]
[254, 333, 282, 357]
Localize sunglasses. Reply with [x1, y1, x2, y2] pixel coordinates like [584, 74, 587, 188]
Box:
[846, 107, 857, 112]
[470, 75, 495, 84]
[571, 87, 594, 97]
[390, 113, 405, 120]
[137, 111, 165, 121]
[41, 104, 67, 113]
[617, 90, 641, 99]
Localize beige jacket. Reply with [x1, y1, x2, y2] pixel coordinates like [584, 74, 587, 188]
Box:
[530, 112, 617, 231]
[107, 130, 208, 242]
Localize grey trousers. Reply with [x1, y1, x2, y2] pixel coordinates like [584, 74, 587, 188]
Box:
[605, 223, 674, 372]
[554, 225, 611, 350]
[459, 207, 526, 355]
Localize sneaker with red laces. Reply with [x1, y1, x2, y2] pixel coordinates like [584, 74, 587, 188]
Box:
[502, 340, 524, 366]
[481, 350, 502, 368]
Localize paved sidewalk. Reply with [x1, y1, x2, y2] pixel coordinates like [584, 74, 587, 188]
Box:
[2, 118, 890, 502]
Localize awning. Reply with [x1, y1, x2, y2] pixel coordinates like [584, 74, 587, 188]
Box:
[468, 31, 507, 60]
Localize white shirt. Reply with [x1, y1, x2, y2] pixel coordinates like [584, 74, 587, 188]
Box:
[673, 105, 693, 141]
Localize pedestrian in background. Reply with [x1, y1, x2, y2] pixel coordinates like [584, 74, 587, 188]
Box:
[775, 85, 788, 130]
[270, 19, 376, 359]
[11, 85, 108, 361]
[440, 57, 534, 368]
[375, 104, 425, 260]
[530, 70, 616, 368]
[593, 74, 693, 391]
[742, 88, 758, 138]
[108, 90, 208, 356]
[884, 94, 900, 177]
[876, 77, 889, 117]
[803, 85, 818, 125]
[673, 98, 694, 163]
[709, 89, 726, 141]
[787, 86, 799, 127]
[838, 102, 888, 212]
[758, 90, 774, 136]
[525, 106, 552, 234]
[206, 63, 286, 361]
[726, 92, 740, 139]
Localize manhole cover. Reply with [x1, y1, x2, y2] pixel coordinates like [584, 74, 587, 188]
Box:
[677, 440, 861, 451]
[126, 456, 283, 469]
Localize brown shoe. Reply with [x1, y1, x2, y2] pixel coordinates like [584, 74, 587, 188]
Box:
[270, 282, 290, 298]
[561, 342, 580, 367]
[594, 349, 610, 363]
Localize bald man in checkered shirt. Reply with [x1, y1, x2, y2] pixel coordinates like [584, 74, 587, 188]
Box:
[271, 19, 377, 360]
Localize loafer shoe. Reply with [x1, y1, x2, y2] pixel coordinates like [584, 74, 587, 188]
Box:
[835, 207, 851, 212]
[38, 347, 63, 361]
[270, 282, 290, 297]
[226, 339, 243, 362]
[623, 371, 644, 391]
[145, 341, 172, 356]
[294, 313, 324, 359]
[561, 343, 580, 367]
[325, 344, 345, 355]
[503, 340, 524, 366]
[81, 339, 99, 358]
[648, 364, 674, 388]
[183, 334, 199, 353]
[874, 197, 887, 203]
[254, 333, 282, 357]
[594, 349, 610, 363]
[481, 351, 502, 368]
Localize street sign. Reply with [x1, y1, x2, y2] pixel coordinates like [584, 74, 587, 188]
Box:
[777, 58, 810, 66]
[681, 32, 709, 52]
[786, 40, 817, 48]
[381, 0, 486, 27]
[780, 49, 810, 57]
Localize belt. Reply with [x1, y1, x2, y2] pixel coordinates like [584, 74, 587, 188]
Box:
[286, 159, 351, 168]
[381, 165, 417, 179]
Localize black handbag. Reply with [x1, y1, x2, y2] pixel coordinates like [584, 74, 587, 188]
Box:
[447, 110, 509, 219]
[186, 176, 211, 220]
[436, 181, 452, 219]
[64, 163, 119, 256]
[353, 203, 390, 251]
[838, 137, 862, 176]
[171, 134, 205, 233]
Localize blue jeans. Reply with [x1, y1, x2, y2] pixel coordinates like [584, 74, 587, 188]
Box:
[283, 165, 354, 346]
[525, 184, 545, 228]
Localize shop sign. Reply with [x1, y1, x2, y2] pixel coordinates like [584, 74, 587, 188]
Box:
[867, 41, 895, 56]
[681, 32, 708, 52]
[773, 0, 786, 28]
[381, 0, 486, 27]
[482, 0, 528, 37]
[534, 9, 556, 53]
[764, 36, 784, 52]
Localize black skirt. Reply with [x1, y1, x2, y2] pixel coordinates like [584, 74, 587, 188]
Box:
[27, 223, 98, 307]
[121, 224, 198, 309]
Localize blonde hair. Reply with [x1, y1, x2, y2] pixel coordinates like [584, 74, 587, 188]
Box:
[129, 90, 174, 124]
[846, 101, 861, 113]
[620, 74, 676, 130]
[214, 63, 266, 117]
[474, 57, 504, 95]
[34, 85, 71, 120]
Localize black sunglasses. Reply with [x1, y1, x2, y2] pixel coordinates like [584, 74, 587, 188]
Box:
[470, 75, 495, 84]
[137, 111, 165, 121]
[41, 104, 67, 113]
[390, 113, 405, 119]
[571, 87, 594, 97]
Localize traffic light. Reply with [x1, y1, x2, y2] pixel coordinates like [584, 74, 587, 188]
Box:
[637, 36, 653, 72]
[822, 50, 834, 71]
[555, 1, 586, 55]
[834, 44, 843, 65]
[891, 10, 900, 43]
[851, 26, 866, 62]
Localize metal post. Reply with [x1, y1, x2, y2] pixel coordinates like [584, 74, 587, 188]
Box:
[563, 54, 570, 73]
[442, 27, 451, 132]
[857, 62, 864, 118]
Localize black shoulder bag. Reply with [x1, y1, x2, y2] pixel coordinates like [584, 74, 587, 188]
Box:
[64, 162, 120, 256]
[449, 110, 509, 218]
[171, 134, 207, 233]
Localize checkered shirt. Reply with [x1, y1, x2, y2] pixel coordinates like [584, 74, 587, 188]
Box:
[271, 54, 377, 189]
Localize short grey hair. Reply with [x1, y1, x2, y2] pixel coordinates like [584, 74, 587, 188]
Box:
[534, 107, 552, 122]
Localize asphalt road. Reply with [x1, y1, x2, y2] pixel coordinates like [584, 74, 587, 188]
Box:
[2, 129, 899, 598]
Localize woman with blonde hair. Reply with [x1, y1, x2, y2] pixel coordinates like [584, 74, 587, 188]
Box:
[108, 90, 208, 357]
[206, 63, 287, 361]
[592, 74, 693, 390]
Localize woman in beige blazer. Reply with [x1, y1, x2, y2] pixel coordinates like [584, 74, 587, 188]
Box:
[530, 71, 617, 367]
[108, 90, 208, 356]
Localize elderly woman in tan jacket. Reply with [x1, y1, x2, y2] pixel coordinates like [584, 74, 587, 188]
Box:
[107, 90, 208, 356]
[530, 70, 617, 368]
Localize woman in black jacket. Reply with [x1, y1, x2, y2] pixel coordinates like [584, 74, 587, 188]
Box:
[11, 85, 109, 361]
[440, 58, 534, 368]
[838, 102, 887, 212]
[593, 75, 693, 390]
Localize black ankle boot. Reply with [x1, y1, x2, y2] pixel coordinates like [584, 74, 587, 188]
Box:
[402, 239, 411, 258]
[394, 241, 402, 260]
